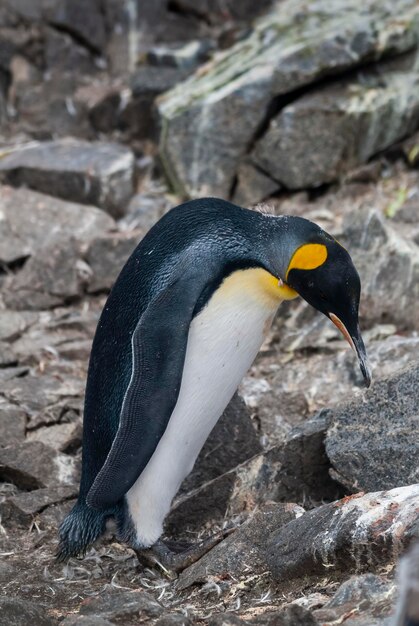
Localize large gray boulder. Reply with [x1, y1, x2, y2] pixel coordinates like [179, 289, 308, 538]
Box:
[325, 363, 419, 492]
[251, 54, 419, 189]
[159, 0, 419, 198]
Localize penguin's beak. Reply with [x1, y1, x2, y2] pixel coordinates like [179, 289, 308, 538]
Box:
[329, 313, 372, 387]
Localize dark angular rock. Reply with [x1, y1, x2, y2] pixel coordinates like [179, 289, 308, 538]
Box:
[313, 574, 395, 626]
[177, 503, 304, 590]
[0, 185, 114, 265]
[44, 0, 106, 54]
[267, 485, 419, 581]
[0, 140, 134, 217]
[85, 232, 141, 293]
[0, 441, 77, 489]
[0, 485, 77, 526]
[274, 412, 342, 505]
[0, 402, 26, 447]
[79, 590, 163, 621]
[209, 616, 249, 626]
[251, 605, 319, 625]
[325, 363, 419, 492]
[179, 394, 262, 494]
[44, 27, 97, 74]
[0, 596, 56, 626]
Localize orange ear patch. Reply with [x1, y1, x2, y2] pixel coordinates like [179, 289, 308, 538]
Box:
[286, 243, 328, 279]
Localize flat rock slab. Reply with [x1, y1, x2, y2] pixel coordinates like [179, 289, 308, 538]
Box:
[325, 363, 419, 492]
[0, 186, 114, 265]
[267, 484, 419, 581]
[0, 140, 134, 217]
[79, 590, 163, 622]
[0, 441, 77, 489]
[0, 596, 56, 626]
[159, 0, 419, 197]
[3, 238, 89, 310]
[252, 54, 419, 189]
[1, 485, 77, 526]
[177, 503, 304, 590]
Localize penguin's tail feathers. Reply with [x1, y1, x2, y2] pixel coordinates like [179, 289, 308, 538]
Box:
[56, 501, 109, 562]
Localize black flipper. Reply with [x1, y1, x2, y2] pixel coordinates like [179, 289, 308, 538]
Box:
[86, 275, 201, 510]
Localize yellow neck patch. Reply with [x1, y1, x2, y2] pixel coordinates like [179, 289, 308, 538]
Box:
[216, 268, 298, 308]
[286, 243, 328, 280]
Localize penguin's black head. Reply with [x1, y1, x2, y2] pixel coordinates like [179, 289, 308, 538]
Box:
[279, 220, 371, 387]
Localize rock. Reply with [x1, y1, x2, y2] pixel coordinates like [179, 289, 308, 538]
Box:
[0, 442, 77, 489]
[61, 617, 114, 626]
[3, 239, 89, 310]
[0, 596, 56, 626]
[159, 0, 419, 197]
[177, 503, 304, 590]
[79, 590, 163, 622]
[394, 543, 419, 626]
[0, 341, 17, 366]
[119, 192, 172, 232]
[325, 363, 419, 492]
[179, 394, 262, 494]
[0, 140, 135, 217]
[85, 232, 141, 293]
[0, 186, 114, 265]
[0, 402, 26, 447]
[44, 0, 106, 54]
[43, 28, 97, 75]
[130, 66, 191, 140]
[313, 574, 395, 626]
[0, 485, 77, 526]
[1, 373, 84, 428]
[343, 208, 419, 330]
[173, 0, 274, 24]
[251, 54, 419, 189]
[233, 161, 280, 207]
[0, 311, 38, 341]
[209, 606, 318, 625]
[26, 421, 82, 452]
[168, 446, 280, 534]
[274, 412, 342, 505]
[267, 484, 419, 581]
[155, 615, 194, 626]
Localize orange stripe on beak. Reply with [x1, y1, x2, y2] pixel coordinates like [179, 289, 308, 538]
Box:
[329, 312, 355, 351]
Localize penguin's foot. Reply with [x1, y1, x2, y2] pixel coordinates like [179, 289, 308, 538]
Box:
[135, 528, 234, 576]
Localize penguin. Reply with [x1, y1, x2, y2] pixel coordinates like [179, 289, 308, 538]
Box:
[57, 197, 371, 570]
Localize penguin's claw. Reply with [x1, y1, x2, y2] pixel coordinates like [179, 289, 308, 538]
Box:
[135, 528, 235, 576]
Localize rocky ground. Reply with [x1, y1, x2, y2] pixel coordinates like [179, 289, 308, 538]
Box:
[0, 1, 419, 624]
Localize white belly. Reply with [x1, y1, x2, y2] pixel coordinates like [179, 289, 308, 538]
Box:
[125, 268, 286, 547]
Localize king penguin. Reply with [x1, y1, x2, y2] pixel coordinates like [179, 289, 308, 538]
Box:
[57, 198, 371, 569]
